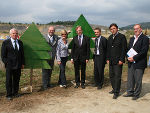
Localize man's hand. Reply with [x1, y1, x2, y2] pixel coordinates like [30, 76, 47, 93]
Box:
[118, 61, 123, 65]
[71, 59, 74, 64]
[86, 60, 89, 63]
[128, 57, 134, 62]
[22, 65, 24, 69]
[57, 61, 61, 65]
[107, 60, 109, 64]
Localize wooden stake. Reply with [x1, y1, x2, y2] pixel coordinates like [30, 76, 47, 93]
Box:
[30, 69, 33, 92]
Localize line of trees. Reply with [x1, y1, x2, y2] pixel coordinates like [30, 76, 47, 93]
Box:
[0, 21, 76, 26]
[47, 21, 76, 25]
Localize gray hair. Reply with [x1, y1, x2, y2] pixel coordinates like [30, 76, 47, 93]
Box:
[9, 28, 18, 34]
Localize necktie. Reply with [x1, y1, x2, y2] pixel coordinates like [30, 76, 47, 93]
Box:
[14, 40, 18, 51]
[51, 36, 54, 43]
[95, 38, 99, 54]
[96, 38, 98, 47]
[79, 36, 81, 46]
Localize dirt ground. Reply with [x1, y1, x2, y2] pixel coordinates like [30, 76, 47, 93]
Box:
[0, 69, 150, 113]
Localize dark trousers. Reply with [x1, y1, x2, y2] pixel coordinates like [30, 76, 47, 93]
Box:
[94, 55, 105, 87]
[6, 68, 21, 97]
[58, 57, 68, 85]
[127, 64, 144, 97]
[42, 59, 54, 88]
[109, 64, 122, 95]
[74, 59, 86, 85]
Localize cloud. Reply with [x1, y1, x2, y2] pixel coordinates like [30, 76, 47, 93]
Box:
[0, 0, 150, 27]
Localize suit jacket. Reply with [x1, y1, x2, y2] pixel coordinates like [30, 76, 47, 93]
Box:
[128, 33, 149, 69]
[94, 36, 107, 64]
[71, 35, 90, 62]
[107, 32, 127, 65]
[1, 38, 25, 69]
[44, 34, 60, 60]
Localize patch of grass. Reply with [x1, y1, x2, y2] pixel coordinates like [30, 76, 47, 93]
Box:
[0, 70, 6, 94]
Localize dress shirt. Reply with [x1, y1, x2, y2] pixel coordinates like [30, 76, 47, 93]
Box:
[48, 34, 54, 43]
[113, 32, 118, 39]
[78, 34, 83, 45]
[11, 38, 19, 50]
[56, 38, 69, 61]
[133, 32, 142, 46]
[96, 36, 101, 55]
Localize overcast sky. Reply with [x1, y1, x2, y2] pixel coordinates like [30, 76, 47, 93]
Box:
[0, 0, 150, 27]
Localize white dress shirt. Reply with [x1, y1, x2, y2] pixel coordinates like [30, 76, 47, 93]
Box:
[48, 34, 54, 43]
[11, 38, 19, 50]
[78, 34, 83, 45]
[96, 36, 101, 55]
[133, 32, 142, 46]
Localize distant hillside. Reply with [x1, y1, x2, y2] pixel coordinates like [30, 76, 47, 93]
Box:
[0, 22, 108, 35]
[121, 22, 150, 30]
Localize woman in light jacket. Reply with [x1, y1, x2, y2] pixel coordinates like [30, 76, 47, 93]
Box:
[56, 30, 69, 88]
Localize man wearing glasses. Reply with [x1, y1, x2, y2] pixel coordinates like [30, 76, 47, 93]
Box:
[41, 26, 59, 90]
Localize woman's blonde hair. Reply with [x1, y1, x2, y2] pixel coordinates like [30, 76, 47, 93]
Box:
[61, 29, 68, 38]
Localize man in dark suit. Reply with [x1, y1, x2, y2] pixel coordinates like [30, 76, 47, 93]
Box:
[71, 26, 90, 89]
[107, 23, 127, 99]
[123, 24, 149, 100]
[1, 28, 25, 100]
[41, 26, 59, 90]
[93, 28, 107, 89]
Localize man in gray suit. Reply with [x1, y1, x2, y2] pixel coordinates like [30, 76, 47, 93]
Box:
[123, 24, 149, 100]
[41, 26, 59, 90]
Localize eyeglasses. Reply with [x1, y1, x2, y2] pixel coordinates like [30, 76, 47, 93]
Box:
[61, 34, 67, 35]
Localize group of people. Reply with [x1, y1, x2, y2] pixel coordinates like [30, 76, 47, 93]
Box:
[1, 23, 149, 101]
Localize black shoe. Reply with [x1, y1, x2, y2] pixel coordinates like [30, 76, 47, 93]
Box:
[13, 93, 21, 98]
[47, 84, 52, 88]
[38, 87, 47, 91]
[113, 94, 118, 99]
[123, 94, 134, 97]
[132, 96, 139, 100]
[92, 84, 98, 87]
[109, 90, 114, 94]
[6, 96, 13, 100]
[97, 86, 102, 90]
[81, 84, 85, 89]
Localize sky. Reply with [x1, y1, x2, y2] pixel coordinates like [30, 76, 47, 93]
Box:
[0, 0, 150, 27]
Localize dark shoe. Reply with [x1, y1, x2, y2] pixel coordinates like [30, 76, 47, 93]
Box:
[47, 84, 52, 88]
[13, 94, 21, 98]
[109, 90, 114, 94]
[113, 94, 118, 99]
[97, 86, 102, 90]
[74, 85, 79, 88]
[6, 96, 13, 100]
[132, 96, 139, 100]
[81, 85, 85, 89]
[123, 94, 134, 97]
[38, 87, 47, 92]
[92, 84, 98, 87]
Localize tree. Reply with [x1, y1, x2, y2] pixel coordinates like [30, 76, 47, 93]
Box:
[20, 22, 51, 69]
[20, 22, 51, 92]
